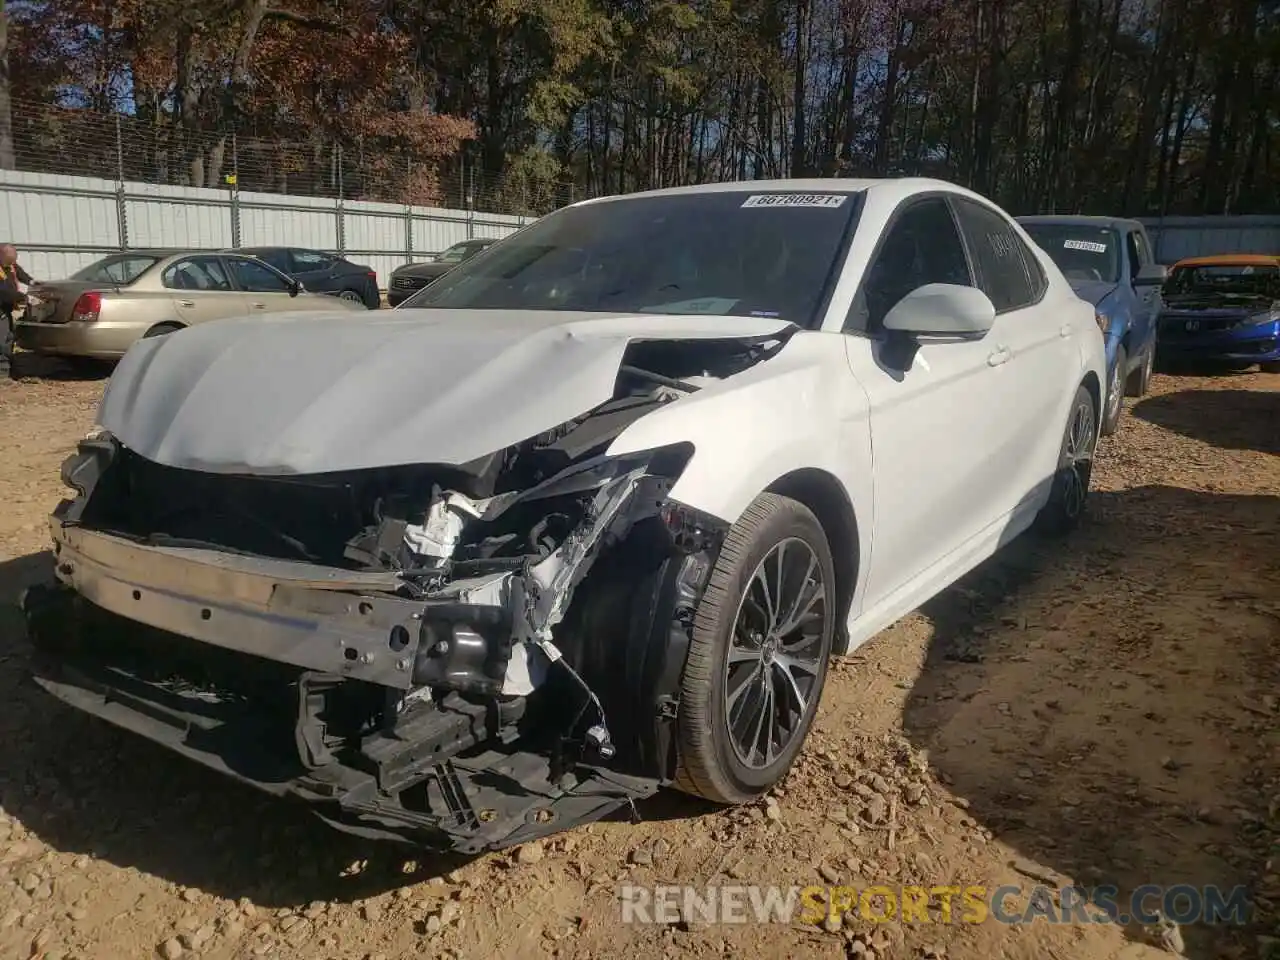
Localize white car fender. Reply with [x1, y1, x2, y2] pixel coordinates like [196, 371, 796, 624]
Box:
[607, 331, 874, 575]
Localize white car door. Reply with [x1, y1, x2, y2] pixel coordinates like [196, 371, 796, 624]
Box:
[951, 197, 1080, 519]
[841, 194, 1016, 614]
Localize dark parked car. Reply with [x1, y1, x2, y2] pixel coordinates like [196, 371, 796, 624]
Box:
[387, 238, 496, 306]
[233, 247, 380, 310]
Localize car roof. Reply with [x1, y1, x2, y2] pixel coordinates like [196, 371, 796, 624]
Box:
[94, 248, 187, 259]
[1016, 214, 1146, 232]
[570, 176, 998, 208]
[225, 246, 323, 253]
[1170, 253, 1280, 268]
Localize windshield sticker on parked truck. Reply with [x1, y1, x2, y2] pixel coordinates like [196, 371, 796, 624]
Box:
[1063, 239, 1108, 254]
[741, 194, 848, 209]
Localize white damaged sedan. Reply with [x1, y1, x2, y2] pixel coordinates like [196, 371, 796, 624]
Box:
[23, 178, 1104, 852]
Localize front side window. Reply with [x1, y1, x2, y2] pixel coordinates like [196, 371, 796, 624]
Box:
[72, 255, 159, 285]
[1127, 231, 1151, 277]
[854, 196, 973, 330]
[229, 257, 292, 293]
[956, 200, 1039, 311]
[1021, 223, 1121, 285]
[408, 191, 863, 326]
[162, 256, 233, 292]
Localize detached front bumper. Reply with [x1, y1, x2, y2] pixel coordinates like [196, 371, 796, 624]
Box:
[21, 522, 662, 852]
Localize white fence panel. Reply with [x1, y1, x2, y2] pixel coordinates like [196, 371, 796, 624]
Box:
[0, 170, 535, 289]
[127, 182, 234, 249]
[239, 193, 339, 249]
[1139, 215, 1280, 264]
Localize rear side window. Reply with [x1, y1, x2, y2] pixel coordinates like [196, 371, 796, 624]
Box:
[162, 256, 233, 292]
[953, 198, 1040, 313]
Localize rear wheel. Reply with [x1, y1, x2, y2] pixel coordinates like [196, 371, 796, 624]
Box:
[1100, 345, 1126, 436]
[143, 322, 183, 339]
[338, 289, 365, 305]
[676, 493, 835, 804]
[1035, 384, 1097, 537]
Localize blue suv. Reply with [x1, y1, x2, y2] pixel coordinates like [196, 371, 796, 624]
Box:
[1018, 216, 1165, 435]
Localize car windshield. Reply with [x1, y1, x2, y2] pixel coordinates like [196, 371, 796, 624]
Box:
[71, 254, 160, 285]
[1163, 263, 1280, 300]
[1021, 224, 1121, 284]
[404, 190, 863, 325]
[437, 243, 479, 264]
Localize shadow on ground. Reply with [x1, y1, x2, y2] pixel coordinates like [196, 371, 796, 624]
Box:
[0, 553, 470, 907]
[7, 352, 114, 382]
[1133, 388, 1280, 455]
[902, 485, 1280, 960]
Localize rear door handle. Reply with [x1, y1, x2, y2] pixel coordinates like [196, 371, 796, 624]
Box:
[1059, 324, 1072, 338]
[178, 299, 195, 308]
[250, 302, 266, 309]
[987, 345, 1012, 367]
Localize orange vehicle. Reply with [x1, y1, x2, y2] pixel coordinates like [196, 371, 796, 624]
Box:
[1156, 253, 1280, 371]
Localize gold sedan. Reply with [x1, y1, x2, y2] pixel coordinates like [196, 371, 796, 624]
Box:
[16, 249, 366, 360]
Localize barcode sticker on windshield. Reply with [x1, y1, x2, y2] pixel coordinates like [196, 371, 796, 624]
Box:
[1063, 239, 1108, 253]
[741, 194, 848, 209]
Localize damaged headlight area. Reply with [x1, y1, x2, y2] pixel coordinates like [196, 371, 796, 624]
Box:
[28, 406, 732, 852]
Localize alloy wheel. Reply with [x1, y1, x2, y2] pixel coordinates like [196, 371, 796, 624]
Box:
[1062, 398, 1096, 520]
[723, 538, 828, 770]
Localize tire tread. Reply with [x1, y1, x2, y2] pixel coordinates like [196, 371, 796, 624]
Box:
[676, 493, 826, 804]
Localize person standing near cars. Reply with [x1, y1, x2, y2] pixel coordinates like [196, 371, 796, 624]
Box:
[0, 244, 34, 376]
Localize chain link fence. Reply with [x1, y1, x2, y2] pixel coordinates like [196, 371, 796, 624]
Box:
[5, 98, 576, 218]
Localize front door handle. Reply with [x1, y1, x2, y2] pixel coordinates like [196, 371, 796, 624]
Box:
[987, 345, 1012, 367]
[1059, 324, 1072, 338]
[250, 302, 266, 309]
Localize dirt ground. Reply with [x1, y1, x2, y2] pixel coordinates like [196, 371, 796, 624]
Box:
[0, 362, 1276, 960]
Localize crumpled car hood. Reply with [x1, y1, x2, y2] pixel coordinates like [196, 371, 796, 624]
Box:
[97, 309, 793, 475]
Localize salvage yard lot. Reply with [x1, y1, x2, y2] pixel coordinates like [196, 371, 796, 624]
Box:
[0, 368, 1277, 960]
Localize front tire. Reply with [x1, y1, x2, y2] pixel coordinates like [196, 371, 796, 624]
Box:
[676, 493, 835, 804]
[1101, 344, 1126, 436]
[1034, 384, 1097, 537]
[1127, 341, 1155, 396]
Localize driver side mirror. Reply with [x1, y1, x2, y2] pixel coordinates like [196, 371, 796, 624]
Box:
[1133, 263, 1168, 287]
[882, 283, 996, 338]
[288, 279, 302, 297]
